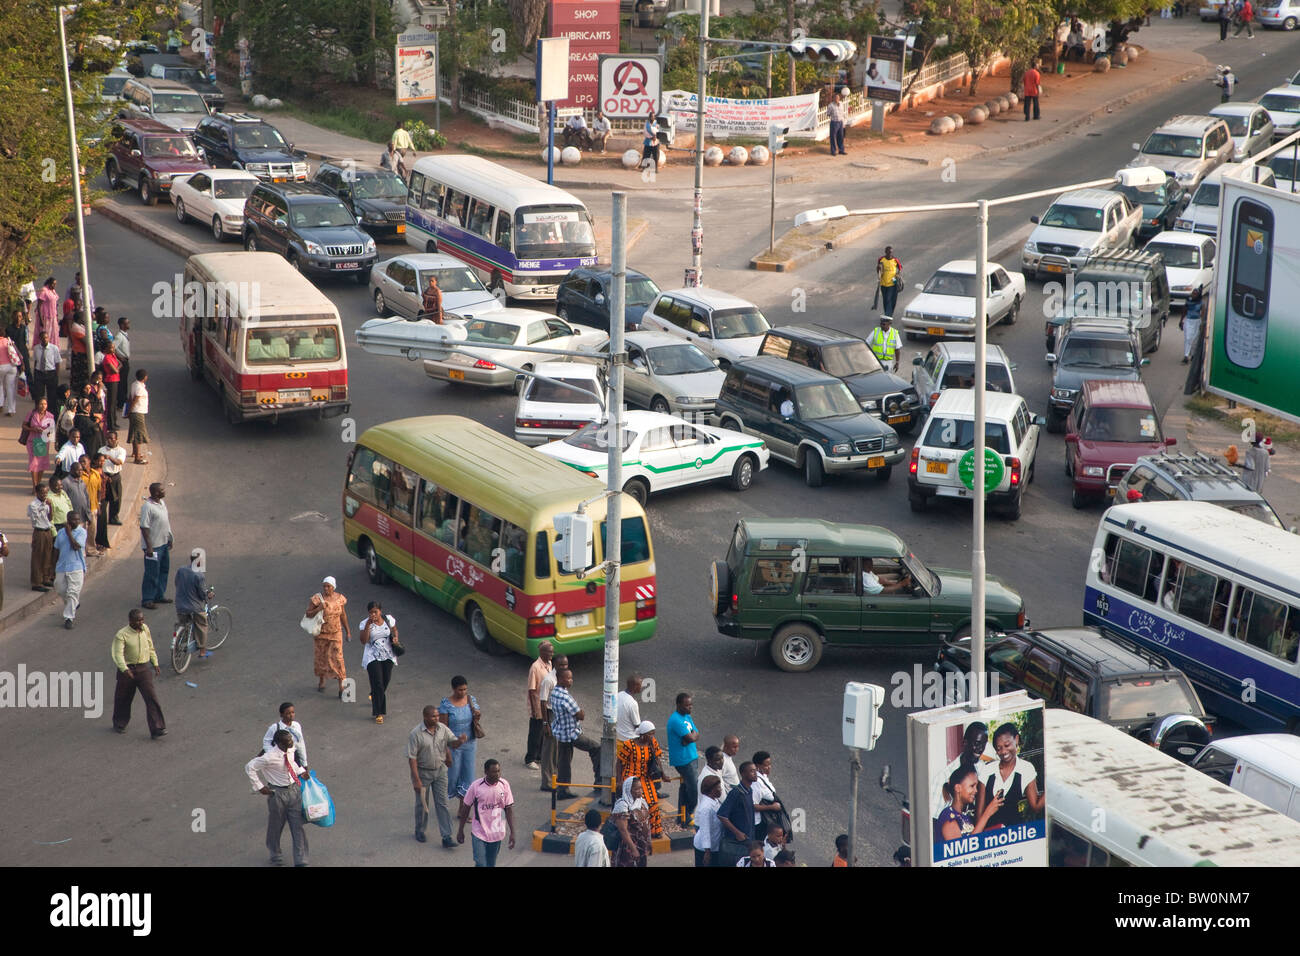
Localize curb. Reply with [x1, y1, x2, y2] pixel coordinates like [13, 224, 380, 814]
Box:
[752, 214, 899, 273]
[95, 199, 205, 260]
[529, 793, 695, 855]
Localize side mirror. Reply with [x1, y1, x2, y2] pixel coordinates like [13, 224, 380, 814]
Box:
[130, 148, 141, 156]
[1034, 415, 1047, 426]
[1140, 357, 1151, 366]
[1030, 215, 1040, 224]
[712, 358, 721, 367]
[914, 282, 924, 291]
[698, 329, 712, 338]
[1132, 142, 1141, 151]
[1165, 437, 1177, 446]
[515, 373, 526, 391]
[403, 285, 416, 294]
[1045, 352, 1057, 363]
[1011, 363, 1019, 370]
[595, 293, 605, 305]
[1065, 433, 1079, 444]
[275, 217, 286, 227]
[911, 355, 923, 366]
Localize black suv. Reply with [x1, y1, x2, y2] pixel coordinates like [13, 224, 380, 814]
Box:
[936, 626, 1212, 761]
[557, 267, 661, 331]
[1045, 249, 1170, 355]
[1115, 451, 1289, 529]
[1045, 318, 1147, 432]
[711, 356, 904, 487]
[757, 325, 923, 435]
[242, 182, 377, 283]
[311, 162, 409, 238]
[192, 112, 308, 182]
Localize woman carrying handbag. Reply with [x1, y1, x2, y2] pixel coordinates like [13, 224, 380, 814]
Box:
[359, 601, 401, 724]
[0, 327, 21, 416]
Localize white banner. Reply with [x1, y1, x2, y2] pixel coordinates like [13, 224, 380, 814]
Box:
[396, 32, 438, 104]
[663, 89, 820, 138]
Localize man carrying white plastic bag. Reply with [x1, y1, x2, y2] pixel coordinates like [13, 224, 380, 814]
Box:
[246, 729, 310, 866]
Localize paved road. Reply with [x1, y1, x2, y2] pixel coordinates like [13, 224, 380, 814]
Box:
[2, 21, 1288, 869]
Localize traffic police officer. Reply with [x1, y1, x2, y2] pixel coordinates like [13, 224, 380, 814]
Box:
[867, 315, 902, 373]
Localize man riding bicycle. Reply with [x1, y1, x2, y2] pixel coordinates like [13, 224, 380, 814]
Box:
[175, 549, 211, 659]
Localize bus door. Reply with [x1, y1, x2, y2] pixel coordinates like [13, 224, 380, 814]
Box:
[345, 447, 415, 588]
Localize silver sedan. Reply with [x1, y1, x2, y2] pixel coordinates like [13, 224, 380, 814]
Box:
[601, 331, 725, 418]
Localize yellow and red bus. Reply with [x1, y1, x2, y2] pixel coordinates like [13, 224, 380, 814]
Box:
[342, 416, 657, 656]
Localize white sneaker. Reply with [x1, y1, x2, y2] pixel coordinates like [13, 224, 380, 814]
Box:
[525, 761, 540, 770]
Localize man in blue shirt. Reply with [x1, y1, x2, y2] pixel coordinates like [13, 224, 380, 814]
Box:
[53, 513, 87, 629]
[548, 669, 601, 800]
[667, 692, 701, 821]
[174, 549, 211, 659]
[717, 760, 757, 866]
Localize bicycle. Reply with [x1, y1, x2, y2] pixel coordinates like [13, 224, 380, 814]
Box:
[171, 589, 233, 674]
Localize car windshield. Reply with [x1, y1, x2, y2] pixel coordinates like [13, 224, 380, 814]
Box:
[626, 277, 660, 305]
[514, 206, 596, 259]
[565, 422, 635, 452]
[795, 382, 861, 419]
[234, 125, 288, 149]
[1081, 407, 1161, 443]
[1116, 182, 1170, 207]
[904, 553, 938, 595]
[163, 67, 205, 84]
[1146, 242, 1200, 269]
[212, 178, 256, 200]
[290, 202, 355, 228]
[245, 325, 340, 364]
[464, 319, 519, 345]
[1100, 677, 1200, 722]
[100, 75, 128, 96]
[1040, 204, 1105, 231]
[939, 361, 1014, 392]
[1060, 337, 1135, 369]
[353, 173, 408, 200]
[711, 307, 769, 340]
[646, 343, 715, 375]
[1260, 94, 1300, 114]
[143, 135, 198, 158]
[528, 376, 601, 405]
[822, 342, 882, 377]
[1190, 182, 1220, 207]
[1218, 114, 1249, 136]
[152, 92, 206, 113]
[418, 267, 486, 294]
[1140, 132, 1204, 157]
[920, 417, 1011, 454]
[922, 272, 976, 297]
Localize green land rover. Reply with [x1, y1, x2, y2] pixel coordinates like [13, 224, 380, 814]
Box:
[710, 518, 1027, 672]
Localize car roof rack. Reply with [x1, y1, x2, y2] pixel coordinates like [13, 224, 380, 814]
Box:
[213, 111, 264, 123]
[1036, 626, 1172, 674]
[1149, 450, 1245, 487]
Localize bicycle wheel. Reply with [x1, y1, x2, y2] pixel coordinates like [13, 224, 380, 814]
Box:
[206, 605, 232, 651]
[171, 624, 192, 674]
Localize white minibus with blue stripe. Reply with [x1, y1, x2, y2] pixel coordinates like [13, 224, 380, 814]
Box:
[404, 155, 598, 303]
[1085, 501, 1300, 731]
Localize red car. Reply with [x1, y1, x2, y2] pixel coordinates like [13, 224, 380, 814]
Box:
[1065, 379, 1175, 508]
[104, 117, 208, 205]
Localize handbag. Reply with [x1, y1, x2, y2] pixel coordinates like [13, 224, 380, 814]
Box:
[300, 612, 323, 636]
[759, 781, 794, 843]
[392, 640, 405, 657]
[601, 816, 623, 852]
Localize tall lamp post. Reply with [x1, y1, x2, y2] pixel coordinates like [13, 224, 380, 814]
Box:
[689, 0, 710, 287]
[56, 5, 95, 372]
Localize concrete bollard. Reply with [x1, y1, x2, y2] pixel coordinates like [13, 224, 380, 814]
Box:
[560, 146, 582, 165]
[726, 145, 749, 165]
[622, 149, 641, 168]
[1094, 56, 1111, 73]
[930, 115, 957, 135]
[704, 146, 724, 166]
[966, 106, 988, 124]
[749, 144, 771, 165]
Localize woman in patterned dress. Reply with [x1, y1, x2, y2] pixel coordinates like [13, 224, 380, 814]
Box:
[611, 776, 653, 867]
[306, 576, 350, 696]
[616, 720, 669, 838]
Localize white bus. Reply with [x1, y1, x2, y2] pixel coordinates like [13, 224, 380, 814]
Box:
[1046, 708, 1300, 866]
[404, 155, 598, 302]
[1085, 501, 1300, 731]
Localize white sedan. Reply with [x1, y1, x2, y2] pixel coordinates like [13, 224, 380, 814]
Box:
[421, 309, 607, 389]
[170, 168, 260, 242]
[900, 260, 1026, 340]
[1143, 231, 1215, 304]
[535, 410, 769, 506]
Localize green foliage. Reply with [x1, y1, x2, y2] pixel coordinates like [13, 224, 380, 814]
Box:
[406, 120, 446, 150]
[1054, 0, 1151, 21]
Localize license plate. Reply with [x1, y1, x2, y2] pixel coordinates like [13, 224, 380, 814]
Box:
[868, 456, 886, 468]
[1044, 263, 1066, 274]
[566, 612, 591, 629]
[926, 461, 948, 474]
[272, 177, 287, 183]
[448, 369, 465, 380]
[927, 327, 945, 336]
[395, 224, 405, 234]
[1107, 487, 1117, 497]
[280, 388, 310, 402]
[334, 262, 360, 270]
[887, 414, 910, 425]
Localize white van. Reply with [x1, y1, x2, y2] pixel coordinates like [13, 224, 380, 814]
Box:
[1191, 735, 1300, 821]
[1175, 162, 1276, 236]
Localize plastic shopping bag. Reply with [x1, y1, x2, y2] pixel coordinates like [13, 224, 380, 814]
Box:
[300, 770, 335, 827]
[300, 612, 323, 636]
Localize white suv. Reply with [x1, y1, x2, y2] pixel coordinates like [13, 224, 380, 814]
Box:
[906, 389, 1044, 520]
[1022, 188, 1142, 278]
[639, 287, 771, 369]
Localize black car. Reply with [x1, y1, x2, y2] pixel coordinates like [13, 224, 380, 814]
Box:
[1046, 319, 1147, 431]
[711, 356, 905, 487]
[140, 54, 225, 110]
[758, 325, 924, 435]
[556, 267, 661, 331]
[242, 182, 377, 283]
[311, 162, 409, 238]
[192, 112, 308, 182]
[936, 626, 1212, 761]
[1113, 179, 1188, 240]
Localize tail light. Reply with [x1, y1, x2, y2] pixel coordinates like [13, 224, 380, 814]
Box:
[527, 615, 555, 638]
[580, 469, 599, 478]
[330, 385, 347, 400]
[635, 598, 655, 621]
[517, 418, 578, 430]
[1017, 606, 1026, 628]
[1008, 456, 1022, 487]
[239, 389, 256, 405]
[930, 392, 940, 405]
[731, 592, 739, 613]
[473, 359, 496, 370]
[909, 446, 919, 476]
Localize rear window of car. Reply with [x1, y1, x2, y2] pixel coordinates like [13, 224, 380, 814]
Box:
[1099, 676, 1200, 722]
[526, 376, 600, 405]
[939, 361, 1013, 393]
[921, 416, 1011, 454]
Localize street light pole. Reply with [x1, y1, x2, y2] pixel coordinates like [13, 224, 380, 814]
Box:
[56, 5, 95, 373]
[971, 198, 988, 709]
[690, 0, 709, 287]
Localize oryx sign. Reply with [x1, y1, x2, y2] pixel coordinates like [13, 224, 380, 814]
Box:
[598, 55, 662, 120]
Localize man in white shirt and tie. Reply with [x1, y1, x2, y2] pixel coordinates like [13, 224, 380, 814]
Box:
[30, 330, 60, 406]
[245, 729, 309, 866]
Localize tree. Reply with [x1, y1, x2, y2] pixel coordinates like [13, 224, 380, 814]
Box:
[0, 1, 164, 292]
[1054, 0, 1150, 21]
[507, 0, 548, 50]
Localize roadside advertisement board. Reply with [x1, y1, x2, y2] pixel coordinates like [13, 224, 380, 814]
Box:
[663, 89, 819, 138]
[549, 0, 620, 108]
[395, 31, 438, 104]
[598, 55, 662, 120]
[906, 692, 1047, 867]
[865, 35, 905, 103]
[1207, 178, 1300, 425]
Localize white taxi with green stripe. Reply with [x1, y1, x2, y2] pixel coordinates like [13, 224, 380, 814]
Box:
[534, 410, 769, 506]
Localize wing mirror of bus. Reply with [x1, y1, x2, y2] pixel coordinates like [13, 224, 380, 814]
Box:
[1164, 437, 1177, 446]
[275, 218, 286, 227]
[1034, 415, 1047, 426]
[1140, 357, 1151, 366]
[1064, 433, 1079, 444]
[1030, 215, 1040, 224]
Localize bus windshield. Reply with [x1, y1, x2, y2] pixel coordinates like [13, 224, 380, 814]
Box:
[246, 325, 340, 363]
[514, 206, 596, 259]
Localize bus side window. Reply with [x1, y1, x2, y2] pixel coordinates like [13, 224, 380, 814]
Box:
[1111, 539, 1155, 600]
[1238, 589, 1298, 661]
[223, 315, 236, 356]
[461, 505, 502, 566]
[494, 213, 511, 251]
[347, 447, 385, 508]
[1172, 563, 1220, 627]
[1048, 823, 1092, 867]
[500, 521, 526, 586]
[1100, 533, 1120, 583]
[389, 464, 417, 522]
[408, 171, 425, 209]
[416, 478, 441, 533]
[534, 531, 553, 579]
[445, 190, 467, 226]
[422, 180, 444, 213]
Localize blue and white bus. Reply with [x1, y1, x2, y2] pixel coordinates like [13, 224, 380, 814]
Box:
[1085, 501, 1300, 731]
[404, 155, 598, 303]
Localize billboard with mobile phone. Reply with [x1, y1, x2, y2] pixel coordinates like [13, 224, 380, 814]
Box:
[1207, 179, 1300, 424]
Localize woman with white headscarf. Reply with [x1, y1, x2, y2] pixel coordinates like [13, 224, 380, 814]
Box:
[611, 776, 654, 867]
[306, 575, 350, 696]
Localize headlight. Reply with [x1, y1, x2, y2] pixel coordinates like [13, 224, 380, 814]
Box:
[303, 240, 324, 255]
[365, 237, 376, 252]
[222, 214, 242, 224]
[293, 163, 309, 177]
[1051, 387, 1075, 400]
[1023, 242, 1037, 254]
[903, 311, 921, 321]
[884, 433, 900, 448]
[676, 396, 710, 406]
[155, 171, 173, 180]
[830, 442, 852, 456]
[1145, 218, 1158, 226]
[246, 162, 268, 174]
[1075, 245, 1093, 256]
[1082, 466, 1105, 478]
[861, 399, 879, 411]
[363, 211, 385, 222]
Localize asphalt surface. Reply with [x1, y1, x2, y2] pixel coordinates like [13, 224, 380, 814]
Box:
[2, 21, 1290, 869]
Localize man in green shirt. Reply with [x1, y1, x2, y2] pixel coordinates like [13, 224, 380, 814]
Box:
[47, 476, 72, 530]
[111, 608, 166, 738]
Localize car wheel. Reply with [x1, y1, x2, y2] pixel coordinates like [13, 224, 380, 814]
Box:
[362, 540, 388, 585]
[139, 176, 156, 206]
[354, 270, 368, 286]
[716, 358, 730, 372]
[730, 454, 756, 491]
[244, 232, 257, 251]
[622, 477, 649, 506]
[211, 215, 225, 241]
[1285, 15, 1298, 30]
[106, 160, 121, 190]
[709, 560, 731, 615]
[803, 451, 825, 488]
[373, 290, 388, 316]
[905, 330, 920, 342]
[650, 396, 671, 415]
[290, 253, 304, 274]
[556, 305, 570, 322]
[1065, 454, 1073, 477]
[1023, 268, 1036, 282]
[1026, 457, 1036, 484]
[720, 416, 744, 433]
[466, 602, 505, 654]
[909, 490, 927, 512]
[1001, 491, 1023, 520]
[1071, 487, 1090, 509]
[1005, 296, 1020, 325]
[489, 273, 507, 305]
[875, 464, 892, 482]
[770, 623, 824, 673]
[896, 417, 917, 437]
[174, 197, 187, 223]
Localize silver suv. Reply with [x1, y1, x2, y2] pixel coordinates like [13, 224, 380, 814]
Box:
[1128, 115, 1233, 189]
[910, 341, 1017, 414]
[1115, 452, 1289, 530]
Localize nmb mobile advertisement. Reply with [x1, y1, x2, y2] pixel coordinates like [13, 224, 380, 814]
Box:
[906, 692, 1047, 867]
[1207, 179, 1300, 425]
[395, 31, 438, 104]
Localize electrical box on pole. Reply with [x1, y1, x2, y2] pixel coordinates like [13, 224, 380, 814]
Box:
[843, 682, 885, 750]
[552, 512, 593, 574]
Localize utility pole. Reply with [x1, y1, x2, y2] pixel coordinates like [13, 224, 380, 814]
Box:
[690, 0, 709, 287]
[56, 6, 95, 373]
